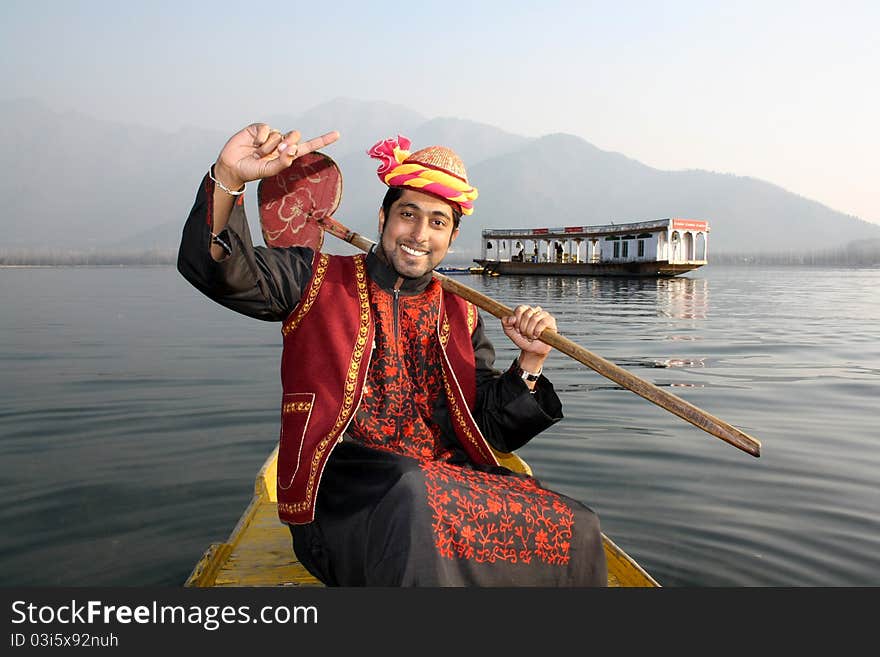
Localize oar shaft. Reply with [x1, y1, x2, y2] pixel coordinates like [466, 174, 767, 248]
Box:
[317, 216, 375, 252]
[435, 273, 760, 457]
[316, 216, 761, 457]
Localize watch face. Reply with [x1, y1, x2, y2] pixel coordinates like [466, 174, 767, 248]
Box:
[518, 367, 539, 381]
[514, 361, 540, 381]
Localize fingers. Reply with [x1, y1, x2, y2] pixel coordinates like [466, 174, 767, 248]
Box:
[276, 129, 300, 155]
[253, 127, 285, 158]
[506, 305, 556, 341]
[283, 130, 341, 161]
[249, 124, 340, 162]
[250, 123, 270, 145]
[250, 123, 276, 147]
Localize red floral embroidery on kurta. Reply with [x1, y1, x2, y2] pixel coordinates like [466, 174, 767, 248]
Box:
[422, 460, 573, 564]
[350, 279, 455, 461]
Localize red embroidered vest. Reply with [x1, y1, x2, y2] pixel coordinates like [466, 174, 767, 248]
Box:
[276, 252, 500, 524]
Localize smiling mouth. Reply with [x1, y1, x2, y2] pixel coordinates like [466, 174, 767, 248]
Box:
[400, 244, 429, 257]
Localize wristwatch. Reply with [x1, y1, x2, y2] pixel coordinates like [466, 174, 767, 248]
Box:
[515, 361, 542, 382]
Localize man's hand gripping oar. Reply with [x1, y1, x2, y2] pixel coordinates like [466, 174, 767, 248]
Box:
[256, 148, 762, 458]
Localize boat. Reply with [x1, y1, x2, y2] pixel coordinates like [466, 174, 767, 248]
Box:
[185, 446, 660, 587]
[474, 218, 709, 277]
[434, 266, 474, 275]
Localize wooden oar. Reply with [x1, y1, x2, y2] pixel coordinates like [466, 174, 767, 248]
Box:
[257, 154, 762, 458]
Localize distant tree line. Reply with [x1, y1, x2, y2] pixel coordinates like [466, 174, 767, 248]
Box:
[2, 240, 879, 267]
[0, 249, 177, 266]
[712, 239, 880, 267]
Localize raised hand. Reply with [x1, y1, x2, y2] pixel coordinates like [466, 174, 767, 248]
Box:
[213, 123, 340, 192]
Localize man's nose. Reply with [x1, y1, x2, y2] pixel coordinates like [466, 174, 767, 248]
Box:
[410, 218, 429, 242]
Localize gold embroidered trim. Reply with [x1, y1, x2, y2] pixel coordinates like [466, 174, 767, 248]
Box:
[440, 364, 497, 466]
[440, 314, 450, 349]
[466, 302, 477, 334]
[278, 501, 304, 513]
[283, 401, 313, 413]
[279, 254, 371, 514]
[435, 291, 495, 465]
[282, 252, 330, 337]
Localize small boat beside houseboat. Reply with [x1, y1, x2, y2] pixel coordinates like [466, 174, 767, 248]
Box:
[434, 265, 475, 275]
[474, 218, 709, 277]
[185, 446, 660, 588]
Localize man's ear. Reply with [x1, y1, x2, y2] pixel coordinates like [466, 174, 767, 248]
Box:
[378, 208, 386, 235]
[449, 226, 460, 245]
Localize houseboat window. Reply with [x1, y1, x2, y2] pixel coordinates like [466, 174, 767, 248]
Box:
[613, 242, 620, 258]
[696, 233, 707, 260]
[605, 236, 619, 241]
[637, 240, 645, 257]
[621, 241, 629, 258]
[637, 233, 652, 238]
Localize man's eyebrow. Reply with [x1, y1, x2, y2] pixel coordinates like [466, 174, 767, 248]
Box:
[398, 202, 451, 219]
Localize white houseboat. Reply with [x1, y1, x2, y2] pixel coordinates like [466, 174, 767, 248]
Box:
[474, 218, 709, 277]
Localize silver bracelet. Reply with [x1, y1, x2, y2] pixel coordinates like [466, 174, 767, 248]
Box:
[208, 165, 246, 196]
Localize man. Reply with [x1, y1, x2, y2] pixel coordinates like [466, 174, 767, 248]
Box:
[178, 124, 607, 586]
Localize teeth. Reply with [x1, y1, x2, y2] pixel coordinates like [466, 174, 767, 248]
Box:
[400, 245, 428, 256]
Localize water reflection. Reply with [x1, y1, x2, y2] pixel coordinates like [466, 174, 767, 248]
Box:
[484, 274, 709, 321]
[657, 277, 709, 320]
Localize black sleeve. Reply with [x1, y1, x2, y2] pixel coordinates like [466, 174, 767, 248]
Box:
[471, 313, 564, 453]
[176, 173, 315, 322]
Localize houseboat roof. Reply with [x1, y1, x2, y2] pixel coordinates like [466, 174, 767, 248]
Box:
[481, 218, 709, 240]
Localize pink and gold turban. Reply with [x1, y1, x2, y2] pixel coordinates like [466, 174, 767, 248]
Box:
[367, 135, 478, 215]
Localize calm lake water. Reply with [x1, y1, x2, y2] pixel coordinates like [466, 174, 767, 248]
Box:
[1, 264, 878, 586]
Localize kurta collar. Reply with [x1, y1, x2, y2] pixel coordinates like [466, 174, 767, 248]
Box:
[366, 247, 434, 295]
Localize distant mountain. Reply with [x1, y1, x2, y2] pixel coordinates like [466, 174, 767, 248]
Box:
[459, 133, 880, 262]
[2, 97, 878, 261]
[265, 96, 426, 157]
[0, 98, 223, 249]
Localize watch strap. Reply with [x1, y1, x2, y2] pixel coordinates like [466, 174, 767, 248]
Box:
[515, 361, 542, 382]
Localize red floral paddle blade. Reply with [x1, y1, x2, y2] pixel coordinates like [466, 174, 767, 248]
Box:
[256, 152, 343, 250]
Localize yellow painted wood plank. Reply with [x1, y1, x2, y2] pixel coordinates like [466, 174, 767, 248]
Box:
[185, 542, 233, 587]
[258, 446, 278, 502]
[212, 502, 322, 587]
[602, 534, 659, 587]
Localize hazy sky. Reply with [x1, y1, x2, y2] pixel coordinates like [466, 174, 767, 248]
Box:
[3, 0, 878, 224]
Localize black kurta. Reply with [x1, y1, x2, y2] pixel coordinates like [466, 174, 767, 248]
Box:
[178, 173, 607, 586]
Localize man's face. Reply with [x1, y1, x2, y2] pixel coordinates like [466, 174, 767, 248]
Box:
[378, 189, 459, 279]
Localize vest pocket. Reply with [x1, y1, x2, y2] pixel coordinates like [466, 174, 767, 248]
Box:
[277, 392, 316, 491]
